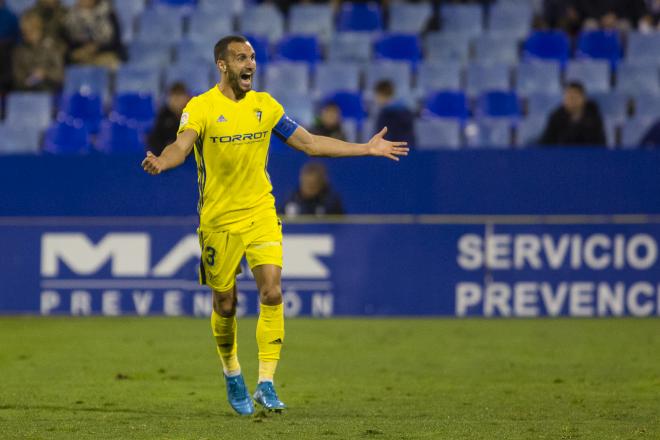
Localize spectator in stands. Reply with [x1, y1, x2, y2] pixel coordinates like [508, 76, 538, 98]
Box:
[63, 0, 123, 69]
[311, 102, 346, 141]
[147, 82, 191, 156]
[373, 79, 415, 147]
[0, 0, 19, 94]
[12, 11, 64, 91]
[281, 161, 344, 217]
[25, 0, 68, 45]
[539, 81, 606, 146]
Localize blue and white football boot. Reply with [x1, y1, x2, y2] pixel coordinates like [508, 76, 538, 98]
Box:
[224, 374, 254, 416]
[253, 381, 287, 411]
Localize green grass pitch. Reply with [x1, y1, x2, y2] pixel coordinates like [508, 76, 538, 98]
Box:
[1, 317, 659, 439]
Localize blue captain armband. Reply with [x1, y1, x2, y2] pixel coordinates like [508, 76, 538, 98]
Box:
[273, 114, 299, 141]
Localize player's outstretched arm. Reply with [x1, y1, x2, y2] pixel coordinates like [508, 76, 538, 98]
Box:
[286, 125, 409, 162]
[141, 129, 198, 175]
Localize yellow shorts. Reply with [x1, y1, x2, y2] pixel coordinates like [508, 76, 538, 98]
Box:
[198, 210, 283, 291]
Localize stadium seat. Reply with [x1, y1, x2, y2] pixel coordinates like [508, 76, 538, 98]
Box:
[487, 2, 533, 39]
[128, 41, 172, 69]
[365, 60, 413, 100]
[275, 35, 321, 65]
[565, 59, 611, 93]
[425, 32, 471, 63]
[43, 118, 91, 154]
[439, 3, 483, 37]
[626, 32, 660, 66]
[472, 35, 520, 65]
[416, 61, 462, 96]
[5, 92, 53, 131]
[616, 63, 660, 96]
[164, 63, 212, 95]
[96, 118, 144, 154]
[0, 122, 41, 154]
[63, 65, 109, 100]
[465, 62, 511, 96]
[289, 4, 334, 42]
[187, 11, 233, 44]
[136, 9, 183, 44]
[112, 93, 156, 131]
[577, 30, 622, 67]
[523, 31, 570, 66]
[341, 119, 358, 143]
[198, 0, 243, 15]
[591, 92, 628, 123]
[388, 2, 433, 33]
[526, 92, 561, 118]
[603, 117, 618, 148]
[515, 116, 547, 147]
[620, 117, 655, 148]
[152, 0, 195, 7]
[515, 60, 561, 96]
[269, 91, 314, 127]
[113, 0, 147, 43]
[322, 91, 366, 121]
[414, 118, 462, 149]
[175, 38, 214, 65]
[634, 94, 660, 119]
[313, 62, 361, 97]
[240, 3, 284, 42]
[327, 32, 372, 64]
[6, 0, 33, 14]
[424, 91, 469, 119]
[115, 65, 161, 99]
[477, 91, 521, 118]
[59, 93, 103, 134]
[243, 34, 269, 67]
[265, 62, 310, 95]
[373, 33, 422, 67]
[464, 118, 512, 148]
[337, 2, 383, 32]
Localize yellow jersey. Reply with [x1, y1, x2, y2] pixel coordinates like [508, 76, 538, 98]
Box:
[177, 86, 297, 231]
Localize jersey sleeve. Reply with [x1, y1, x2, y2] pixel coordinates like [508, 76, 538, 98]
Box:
[268, 94, 299, 141]
[177, 97, 205, 137]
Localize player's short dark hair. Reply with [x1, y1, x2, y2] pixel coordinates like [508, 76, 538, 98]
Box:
[374, 79, 395, 98]
[566, 81, 585, 95]
[168, 82, 188, 95]
[214, 35, 249, 63]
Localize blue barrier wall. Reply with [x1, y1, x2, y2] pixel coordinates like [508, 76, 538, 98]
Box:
[1, 149, 660, 215]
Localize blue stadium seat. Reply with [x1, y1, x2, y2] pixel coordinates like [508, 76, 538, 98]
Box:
[616, 63, 660, 96]
[416, 61, 462, 96]
[240, 3, 284, 42]
[313, 62, 361, 97]
[565, 59, 611, 93]
[97, 118, 144, 154]
[5, 92, 53, 131]
[63, 66, 109, 100]
[275, 35, 321, 65]
[373, 33, 422, 67]
[152, 0, 195, 7]
[591, 92, 628, 123]
[634, 94, 660, 119]
[128, 41, 172, 69]
[175, 38, 214, 65]
[0, 122, 41, 154]
[112, 93, 156, 132]
[440, 4, 483, 37]
[337, 2, 383, 32]
[265, 62, 310, 95]
[626, 32, 660, 66]
[487, 2, 533, 39]
[59, 93, 103, 134]
[365, 61, 413, 100]
[465, 118, 512, 148]
[341, 119, 358, 143]
[136, 9, 183, 44]
[523, 31, 570, 66]
[477, 91, 521, 118]
[243, 34, 269, 67]
[465, 62, 511, 96]
[270, 91, 314, 127]
[187, 11, 233, 44]
[165, 63, 212, 95]
[198, 0, 243, 15]
[526, 92, 561, 118]
[388, 2, 432, 33]
[113, 0, 147, 43]
[327, 32, 372, 64]
[472, 35, 519, 65]
[515, 60, 561, 96]
[115, 65, 161, 99]
[515, 116, 547, 147]
[424, 91, 469, 119]
[6, 0, 33, 14]
[425, 32, 471, 63]
[289, 4, 334, 42]
[621, 117, 655, 148]
[43, 118, 91, 154]
[322, 91, 366, 121]
[414, 118, 462, 149]
[577, 30, 622, 67]
[603, 117, 618, 148]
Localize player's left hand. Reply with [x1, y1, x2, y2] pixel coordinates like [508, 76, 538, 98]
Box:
[366, 127, 409, 162]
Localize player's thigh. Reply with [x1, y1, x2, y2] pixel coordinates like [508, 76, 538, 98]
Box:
[198, 229, 245, 291]
[244, 213, 283, 270]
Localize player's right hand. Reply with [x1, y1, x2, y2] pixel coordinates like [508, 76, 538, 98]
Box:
[141, 151, 164, 175]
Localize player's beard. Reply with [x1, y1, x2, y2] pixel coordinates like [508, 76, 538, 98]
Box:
[226, 68, 251, 100]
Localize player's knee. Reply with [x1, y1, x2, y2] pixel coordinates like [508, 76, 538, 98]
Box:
[213, 291, 237, 317]
[259, 284, 282, 306]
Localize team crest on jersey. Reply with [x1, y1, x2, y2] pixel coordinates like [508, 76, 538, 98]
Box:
[217, 115, 227, 123]
[254, 109, 262, 122]
[179, 112, 189, 127]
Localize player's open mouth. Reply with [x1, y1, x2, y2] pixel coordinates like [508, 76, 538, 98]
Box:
[240, 72, 252, 88]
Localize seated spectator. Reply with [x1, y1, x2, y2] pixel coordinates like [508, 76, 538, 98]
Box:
[0, 0, 19, 93]
[147, 82, 190, 155]
[12, 11, 64, 91]
[539, 82, 606, 146]
[26, 0, 68, 46]
[311, 102, 346, 140]
[281, 161, 344, 217]
[63, 0, 123, 69]
[373, 79, 415, 147]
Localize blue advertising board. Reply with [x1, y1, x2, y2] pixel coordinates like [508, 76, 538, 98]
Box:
[1, 216, 659, 317]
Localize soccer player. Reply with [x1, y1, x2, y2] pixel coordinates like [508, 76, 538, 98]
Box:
[141, 35, 409, 416]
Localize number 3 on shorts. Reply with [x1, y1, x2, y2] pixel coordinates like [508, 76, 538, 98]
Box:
[206, 246, 216, 266]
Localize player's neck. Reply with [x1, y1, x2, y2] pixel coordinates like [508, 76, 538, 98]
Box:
[217, 82, 247, 102]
